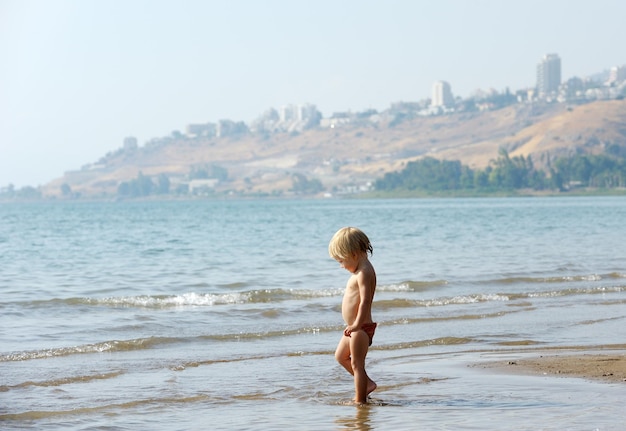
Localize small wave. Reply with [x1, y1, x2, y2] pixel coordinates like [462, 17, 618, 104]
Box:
[201, 325, 335, 343]
[489, 272, 618, 285]
[94, 292, 251, 307]
[495, 340, 543, 346]
[1, 371, 124, 391]
[384, 310, 513, 326]
[0, 394, 214, 421]
[378, 280, 448, 292]
[579, 315, 625, 325]
[0, 336, 176, 362]
[376, 293, 510, 309]
[247, 288, 343, 303]
[525, 285, 625, 299]
[22, 288, 345, 310]
[374, 285, 623, 310]
[19, 293, 251, 309]
[216, 282, 250, 289]
[1, 326, 340, 363]
[377, 337, 474, 350]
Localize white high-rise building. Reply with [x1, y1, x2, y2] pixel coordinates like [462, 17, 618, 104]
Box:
[536, 54, 561, 97]
[432, 81, 454, 107]
[608, 65, 626, 84]
[279, 104, 297, 122]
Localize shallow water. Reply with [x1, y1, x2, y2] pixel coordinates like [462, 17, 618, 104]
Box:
[1, 197, 625, 430]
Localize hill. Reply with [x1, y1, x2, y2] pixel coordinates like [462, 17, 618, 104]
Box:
[43, 99, 626, 198]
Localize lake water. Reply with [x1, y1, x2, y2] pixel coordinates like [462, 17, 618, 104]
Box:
[1, 197, 625, 430]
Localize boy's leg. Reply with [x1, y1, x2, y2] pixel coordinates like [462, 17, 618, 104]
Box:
[335, 334, 353, 374]
[349, 330, 373, 404]
[335, 331, 377, 403]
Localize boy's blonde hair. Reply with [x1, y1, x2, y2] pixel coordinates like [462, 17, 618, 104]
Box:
[328, 227, 373, 260]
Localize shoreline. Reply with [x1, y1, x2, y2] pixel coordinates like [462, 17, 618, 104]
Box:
[475, 348, 626, 383]
[3, 189, 626, 204]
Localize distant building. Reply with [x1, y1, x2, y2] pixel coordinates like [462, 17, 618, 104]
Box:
[432, 81, 454, 107]
[189, 179, 219, 194]
[296, 103, 318, 122]
[216, 119, 248, 137]
[562, 76, 585, 99]
[277, 103, 320, 131]
[536, 54, 561, 97]
[186, 123, 217, 138]
[123, 136, 138, 151]
[608, 65, 626, 84]
[279, 103, 318, 122]
[279, 104, 296, 122]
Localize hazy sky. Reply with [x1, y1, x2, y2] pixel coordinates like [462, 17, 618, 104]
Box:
[2, 0, 625, 187]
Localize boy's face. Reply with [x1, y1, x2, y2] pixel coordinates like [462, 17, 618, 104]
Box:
[335, 253, 359, 274]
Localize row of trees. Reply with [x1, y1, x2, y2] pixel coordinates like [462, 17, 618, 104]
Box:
[116, 164, 231, 198]
[117, 173, 172, 198]
[551, 151, 626, 189]
[115, 167, 324, 198]
[0, 184, 42, 200]
[375, 148, 626, 192]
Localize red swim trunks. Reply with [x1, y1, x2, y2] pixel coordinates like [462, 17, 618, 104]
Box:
[345, 322, 377, 346]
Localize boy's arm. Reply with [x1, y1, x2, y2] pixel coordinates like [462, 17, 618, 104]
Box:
[345, 271, 374, 333]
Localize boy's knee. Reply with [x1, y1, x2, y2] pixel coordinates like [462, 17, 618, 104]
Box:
[335, 349, 347, 364]
[350, 357, 365, 372]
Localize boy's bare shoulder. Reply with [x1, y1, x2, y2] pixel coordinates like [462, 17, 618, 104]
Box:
[362, 259, 376, 276]
[356, 263, 376, 286]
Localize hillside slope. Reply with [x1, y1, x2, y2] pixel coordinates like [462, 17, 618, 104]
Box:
[43, 99, 626, 197]
[435, 99, 626, 168]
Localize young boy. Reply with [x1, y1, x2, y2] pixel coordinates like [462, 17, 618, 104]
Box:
[328, 227, 377, 404]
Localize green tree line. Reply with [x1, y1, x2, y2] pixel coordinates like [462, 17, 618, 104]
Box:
[375, 148, 626, 193]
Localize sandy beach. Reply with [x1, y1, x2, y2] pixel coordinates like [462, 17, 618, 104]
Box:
[478, 347, 626, 383]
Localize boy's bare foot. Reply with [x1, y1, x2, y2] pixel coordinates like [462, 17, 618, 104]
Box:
[367, 379, 377, 396]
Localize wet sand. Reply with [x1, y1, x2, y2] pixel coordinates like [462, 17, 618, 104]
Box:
[478, 348, 626, 383]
